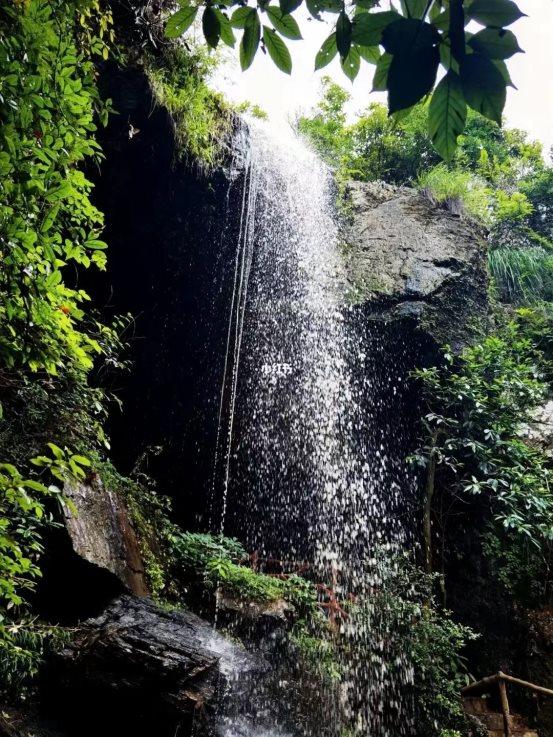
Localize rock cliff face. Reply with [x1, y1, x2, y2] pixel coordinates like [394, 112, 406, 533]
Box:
[63, 476, 148, 596]
[343, 180, 490, 349]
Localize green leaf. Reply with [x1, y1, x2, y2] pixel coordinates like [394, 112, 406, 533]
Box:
[240, 11, 261, 69]
[280, 0, 303, 13]
[231, 6, 255, 28]
[215, 9, 236, 47]
[266, 6, 302, 39]
[72, 455, 91, 466]
[341, 46, 361, 81]
[387, 45, 440, 113]
[430, 7, 450, 32]
[372, 51, 392, 90]
[465, 0, 526, 27]
[262, 26, 292, 73]
[351, 11, 400, 47]
[165, 6, 199, 38]
[202, 7, 221, 47]
[468, 28, 523, 60]
[493, 59, 516, 89]
[460, 52, 506, 124]
[428, 71, 467, 161]
[381, 18, 440, 55]
[357, 44, 380, 64]
[47, 443, 64, 460]
[315, 33, 338, 70]
[355, 0, 379, 8]
[336, 11, 352, 59]
[84, 239, 107, 250]
[400, 0, 429, 19]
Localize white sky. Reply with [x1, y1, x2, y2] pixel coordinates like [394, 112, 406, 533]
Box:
[212, 0, 553, 152]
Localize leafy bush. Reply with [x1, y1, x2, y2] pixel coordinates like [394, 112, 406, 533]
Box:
[412, 321, 553, 604]
[0, 447, 89, 696]
[0, 0, 112, 376]
[170, 531, 247, 570]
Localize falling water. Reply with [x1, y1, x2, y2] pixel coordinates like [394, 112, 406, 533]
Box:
[211, 120, 418, 737]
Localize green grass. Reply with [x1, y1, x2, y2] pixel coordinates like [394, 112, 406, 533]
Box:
[417, 164, 491, 223]
[488, 246, 553, 304]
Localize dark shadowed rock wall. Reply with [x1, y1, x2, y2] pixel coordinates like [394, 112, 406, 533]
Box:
[88, 63, 245, 528]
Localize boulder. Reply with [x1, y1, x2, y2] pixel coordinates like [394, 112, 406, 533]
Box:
[63, 474, 148, 596]
[48, 595, 220, 737]
[343, 180, 490, 348]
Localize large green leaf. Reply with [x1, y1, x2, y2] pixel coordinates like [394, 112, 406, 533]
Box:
[372, 51, 392, 90]
[460, 52, 506, 123]
[357, 44, 380, 64]
[465, 0, 526, 27]
[231, 6, 256, 28]
[165, 6, 199, 38]
[428, 71, 467, 161]
[381, 17, 441, 55]
[202, 7, 221, 48]
[315, 33, 338, 70]
[240, 12, 261, 70]
[266, 6, 302, 39]
[341, 46, 361, 81]
[351, 10, 400, 46]
[280, 0, 303, 14]
[493, 59, 516, 88]
[400, 0, 429, 19]
[336, 11, 352, 59]
[215, 9, 236, 47]
[468, 28, 523, 60]
[387, 46, 440, 113]
[355, 0, 379, 8]
[263, 26, 292, 73]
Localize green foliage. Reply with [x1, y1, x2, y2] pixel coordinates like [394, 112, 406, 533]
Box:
[412, 321, 553, 603]
[205, 557, 287, 602]
[488, 247, 553, 304]
[170, 531, 247, 570]
[166, 0, 527, 160]
[0, 0, 113, 376]
[0, 445, 88, 697]
[359, 558, 476, 737]
[144, 44, 232, 168]
[417, 164, 491, 221]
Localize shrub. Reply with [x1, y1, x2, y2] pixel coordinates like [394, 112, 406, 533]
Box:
[417, 165, 491, 222]
[412, 321, 553, 605]
[144, 44, 231, 169]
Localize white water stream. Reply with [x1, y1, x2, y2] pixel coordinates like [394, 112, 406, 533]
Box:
[210, 120, 417, 737]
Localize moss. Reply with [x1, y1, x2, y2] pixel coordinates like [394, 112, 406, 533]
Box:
[90, 455, 176, 600]
[144, 45, 232, 169]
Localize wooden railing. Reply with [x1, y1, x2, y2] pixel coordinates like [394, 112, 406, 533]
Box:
[462, 672, 553, 737]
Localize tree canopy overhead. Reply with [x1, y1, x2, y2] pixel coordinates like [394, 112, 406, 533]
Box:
[166, 0, 527, 161]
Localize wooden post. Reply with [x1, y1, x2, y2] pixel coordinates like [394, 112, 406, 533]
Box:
[498, 675, 511, 737]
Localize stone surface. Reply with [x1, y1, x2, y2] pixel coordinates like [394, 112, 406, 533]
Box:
[48, 595, 220, 737]
[63, 475, 148, 596]
[519, 400, 553, 458]
[343, 180, 489, 348]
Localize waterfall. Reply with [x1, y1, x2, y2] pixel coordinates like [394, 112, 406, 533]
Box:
[211, 120, 417, 737]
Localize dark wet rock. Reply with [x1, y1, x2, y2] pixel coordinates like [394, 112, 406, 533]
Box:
[343, 180, 489, 349]
[63, 475, 148, 596]
[47, 595, 220, 737]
